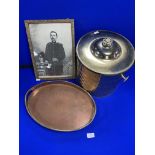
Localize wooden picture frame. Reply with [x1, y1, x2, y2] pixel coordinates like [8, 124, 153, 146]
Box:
[25, 19, 76, 80]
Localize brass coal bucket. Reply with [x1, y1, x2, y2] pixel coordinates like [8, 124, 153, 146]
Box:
[76, 30, 135, 97]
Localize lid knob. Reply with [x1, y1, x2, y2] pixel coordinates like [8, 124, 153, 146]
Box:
[90, 37, 122, 60]
[102, 37, 113, 49]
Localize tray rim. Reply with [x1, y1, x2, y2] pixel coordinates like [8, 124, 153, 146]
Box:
[25, 80, 96, 132]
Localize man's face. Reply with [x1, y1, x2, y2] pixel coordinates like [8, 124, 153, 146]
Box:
[39, 57, 44, 63]
[50, 32, 57, 42]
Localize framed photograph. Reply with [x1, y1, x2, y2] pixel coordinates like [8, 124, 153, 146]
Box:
[25, 19, 76, 80]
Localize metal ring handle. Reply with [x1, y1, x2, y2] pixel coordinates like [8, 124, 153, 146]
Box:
[121, 73, 129, 82]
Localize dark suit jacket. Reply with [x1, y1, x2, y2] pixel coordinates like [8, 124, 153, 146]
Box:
[45, 42, 66, 75]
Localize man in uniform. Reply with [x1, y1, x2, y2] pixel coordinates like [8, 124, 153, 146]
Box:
[45, 31, 66, 75]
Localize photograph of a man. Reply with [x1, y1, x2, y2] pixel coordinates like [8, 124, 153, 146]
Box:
[27, 20, 75, 79]
[45, 31, 66, 75]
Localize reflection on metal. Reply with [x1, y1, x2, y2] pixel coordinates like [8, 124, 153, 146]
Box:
[91, 37, 122, 60]
[25, 81, 96, 131]
[80, 66, 101, 92]
[76, 30, 135, 97]
[76, 30, 135, 75]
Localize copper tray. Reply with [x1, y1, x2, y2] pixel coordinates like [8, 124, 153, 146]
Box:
[25, 81, 96, 131]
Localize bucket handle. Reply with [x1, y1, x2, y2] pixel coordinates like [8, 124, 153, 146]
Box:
[121, 73, 129, 82]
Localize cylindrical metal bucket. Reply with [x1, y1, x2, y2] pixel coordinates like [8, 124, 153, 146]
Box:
[76, 30, 134, 97]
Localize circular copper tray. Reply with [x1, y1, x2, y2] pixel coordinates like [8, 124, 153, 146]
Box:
[25, 81, 96, 131]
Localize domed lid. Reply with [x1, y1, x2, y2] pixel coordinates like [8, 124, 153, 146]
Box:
[76, 30, 135, 75]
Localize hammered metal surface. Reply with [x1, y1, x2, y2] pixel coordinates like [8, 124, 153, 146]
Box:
[80, 66, 101, 92]
[25, 81, 96, 131]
